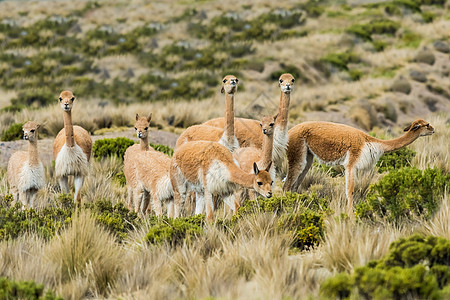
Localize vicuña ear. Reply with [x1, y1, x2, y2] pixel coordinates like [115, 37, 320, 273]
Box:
[253, 162, 260, 175]
[36, 124, 41, 129]
[221, 86, 225, 93]
[411, 124, 421, 131]
[265, 161, 272, 172]
[273, 113, 278, 121]
[136, 114, 139, 121]
[147, 113, 152, 123]
[403, 123, 411, 132]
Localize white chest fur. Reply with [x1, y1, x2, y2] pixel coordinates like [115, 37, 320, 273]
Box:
[273, 127, 289, 166]
[355, 142, 384, 170]
[55, 143, 89, 177]
[156, 175, 174, 201]
[18, 162, 45, 192]
[205, 160, 236, 196]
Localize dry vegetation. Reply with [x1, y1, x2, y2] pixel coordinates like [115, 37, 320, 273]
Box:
[0, 0, 449, 299]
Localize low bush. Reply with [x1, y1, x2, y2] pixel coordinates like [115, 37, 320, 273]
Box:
[356, 167, 449, 222]
[84, 200, 140, 241]
[269, 64, 304, 82]
[92, 137, 135, 160]
[1, 122, 24, 141]
[234, 193, 330, 250]
[10, 89, 55, 107]
[376, 147, 416, 173]
[145, 215, 205, 246]
[0, 194, 72, 241]
[0, 277, 62, 300]
[321, 235, 450, 299]
[150, 143, 174, 157]
[346, 19, 400, 41]
[320, 52, 360, 71]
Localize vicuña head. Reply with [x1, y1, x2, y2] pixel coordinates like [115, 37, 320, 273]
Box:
[135, 113, 152, 139]
[59, 90, 75, 112]
[221, 75, 238, 94]
[403, 119, 434, 136]
[279, 73, 295, 94]
[22, 121, 40, 142]
[260, 114, 277, 136]
[252, 162, 273, 198]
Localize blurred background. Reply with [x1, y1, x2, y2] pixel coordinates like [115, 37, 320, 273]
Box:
[0, 0, 448, 142]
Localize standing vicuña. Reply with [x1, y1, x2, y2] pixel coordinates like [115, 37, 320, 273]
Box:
[176, 75, 240, 152]
[7, 121, 45, 208]
[204, 73, 295, 168]
[53, 91, 92, 204]
[170, 141, 273, 220]
[283, 119, 435, 212]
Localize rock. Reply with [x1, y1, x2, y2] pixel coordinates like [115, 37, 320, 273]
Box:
[124, 68, 134, 78]
[424, 97, 438, 112]
[391, 78, 412, 94]
[99, 68, 110, 79]
[409, 70, 427, 82]
[414, 50, 435, 65]
[433, 40, 450, 53]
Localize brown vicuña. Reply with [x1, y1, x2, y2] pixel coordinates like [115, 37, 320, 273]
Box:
[233, 115, 276, 205]
[124, 113, 153, 215]
[204, 73, 295, 168]
[283, 119, 435, 212]
[7, 121, 45, 208]
[176, 75, 240, 152]
[53, 91, 92, 204]
[170, 141, 273, 220]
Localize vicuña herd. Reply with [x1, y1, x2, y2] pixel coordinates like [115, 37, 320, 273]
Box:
[7, 74, 435, 218]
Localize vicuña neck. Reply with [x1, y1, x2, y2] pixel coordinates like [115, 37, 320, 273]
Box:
[140, 136, 149, 151]
[377, 131, 419, 152]
[28, 139, 39, 166]
[229, 163, 254, 189]
[224, 92, 235, 145]
[276, 92, 290, 131]
[63, 111, 75, 147]
[261, 133, 274, 169]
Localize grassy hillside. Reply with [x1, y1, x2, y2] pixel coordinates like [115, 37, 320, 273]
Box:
[0, 0, 449, 134]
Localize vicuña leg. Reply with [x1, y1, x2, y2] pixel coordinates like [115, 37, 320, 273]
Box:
[28, 189, 38, 208]
[74, 175, 84, 204]
[195, 192, 205, 215]
[127, 187, 134, 210]
[283, 139, 308, 192]
[204, 190, 214, 221]
[345, 165, 356, 214]
[291, 151, 314, 192]
[151, 192, 163, 216]
[223, 194, 236, 212]
[59, 176, 69, 194]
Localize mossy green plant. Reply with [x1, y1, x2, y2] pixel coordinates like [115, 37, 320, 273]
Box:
[376, 147, 416, 173]
[0, 277, 62, 300]
[145, 215, 205, 246]
[1, 122, 24, 141]
[92, 137, 135, 160]
[356, 167, 449, 222]
[321, 235, 450, 299]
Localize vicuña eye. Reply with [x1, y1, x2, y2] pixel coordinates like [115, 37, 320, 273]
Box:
[279, 79, 283, 83]
[144, 127, 148, 130]
[134, 127, 137, 130]
[260, 123, 262, 127]
[59, 97, 62, 101]
[257, 182, 262, 186]
[223, 79, 227, 83]
[71, 97, 75, 101]
[30, 129, 35, 133]
[269, 123, 274, 127]
[235, 78, 239, 82]
[291, 79, 295, 83]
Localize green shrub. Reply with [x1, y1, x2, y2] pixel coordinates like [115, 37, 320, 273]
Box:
[0, 277, 62, 300]
[376, 147, 416, 173]
[0, 194, 73, 241]
[84, 200, 140, 241]
[233, 193, 330, 250]
[92, 137, 135, 160]
[1, 122, 24, 141]
[150, 143, 174, 157]
[346, 19, 400, 41]
[320, 52, 360, 71]
[356, 167, 449, 222]
[10, 89, 55, 107]
[145, 215, 205, 246]
[321, 235, 450, 299]
[421, 11, 436, 23]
